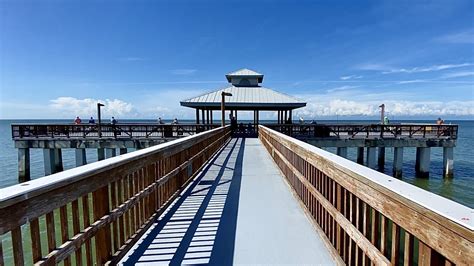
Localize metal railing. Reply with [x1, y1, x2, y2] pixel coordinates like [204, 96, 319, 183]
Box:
[11, 123, 219, 140]
[264, 123, 458, 139]
[0, 126, 231, 265]
[259, 125, 472, 265]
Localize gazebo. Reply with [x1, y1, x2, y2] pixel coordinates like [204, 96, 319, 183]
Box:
[180, 68, 306, 125]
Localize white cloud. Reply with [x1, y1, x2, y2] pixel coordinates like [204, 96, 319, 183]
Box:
[293, 91, 474, 118]
[326, 85, 359, 93]
[296, 99, 474, 117]
[436, 30, 474, 44]
[441, 71, 474, 79]
[49, 97, 136, 118]
[357, 62, 473, 74]
[397, 79, 427, 84]
[340, 75, 363, 80]
[382, 63, 473, 74]
[171, 69, 197, 75]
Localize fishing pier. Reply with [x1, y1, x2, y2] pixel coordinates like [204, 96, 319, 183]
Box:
[1, 69, 469, 265]
[1, 125, 472, 265]
[12, 69, 458, 182]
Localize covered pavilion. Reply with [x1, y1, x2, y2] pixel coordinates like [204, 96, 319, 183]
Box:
[180, 68, 306, 125]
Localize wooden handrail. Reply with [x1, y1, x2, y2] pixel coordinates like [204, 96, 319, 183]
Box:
[259, 125, 472, 265]
[0, 126, 231, 265]
[11, 123, 219, 140]
[263, 123, 459, 140]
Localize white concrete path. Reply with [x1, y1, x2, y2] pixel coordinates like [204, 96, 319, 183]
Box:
[120, 138, 334, 265]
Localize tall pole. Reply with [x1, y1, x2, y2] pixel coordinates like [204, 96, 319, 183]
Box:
[221, 93, 225, 127]
[97, 103, 104, 138]
[221, 91, 232, 127]
[379, 104, 385, 124]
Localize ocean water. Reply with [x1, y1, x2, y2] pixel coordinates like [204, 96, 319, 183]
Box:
[0, 119, 473, 207]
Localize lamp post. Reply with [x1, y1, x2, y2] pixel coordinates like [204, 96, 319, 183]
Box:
[97, 103, 105, 137]
[221, 91, 233, 127]
[379, 104, 385, 124]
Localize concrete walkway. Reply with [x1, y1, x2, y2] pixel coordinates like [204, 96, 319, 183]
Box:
[120, 138, 334, 265]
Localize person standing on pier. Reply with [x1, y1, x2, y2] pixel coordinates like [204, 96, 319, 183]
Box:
[74, 116, 82, 124]
[158, 117, 164, 124]
[88, 117, 95, 124]
[111, 117, 118, 138]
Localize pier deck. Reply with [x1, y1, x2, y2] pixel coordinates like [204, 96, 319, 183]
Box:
[119, 137, 334, 265]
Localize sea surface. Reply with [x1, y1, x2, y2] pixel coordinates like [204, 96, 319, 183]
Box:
[0, 119, 473, 208]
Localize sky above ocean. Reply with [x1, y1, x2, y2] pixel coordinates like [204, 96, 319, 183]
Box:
[0, 0, 473, 120]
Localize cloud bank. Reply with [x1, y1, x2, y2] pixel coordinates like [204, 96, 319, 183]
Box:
[49, 97, 136, 118]
[295, 98, 474, 118]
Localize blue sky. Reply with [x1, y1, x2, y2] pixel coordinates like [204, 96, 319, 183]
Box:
[0, 0, 473, 120]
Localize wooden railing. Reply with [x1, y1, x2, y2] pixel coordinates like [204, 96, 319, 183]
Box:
[0, 126, 231, 265]
[259, 125, 472, 265]
[264, 123, 459, 140]
[11, 123, 219, 140]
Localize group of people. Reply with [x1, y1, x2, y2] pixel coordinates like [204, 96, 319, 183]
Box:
[157, 117, 179, 124]
[74, 116, 117, 125]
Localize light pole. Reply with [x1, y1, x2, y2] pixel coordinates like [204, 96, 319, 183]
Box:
[221, 91, 232, 127]
[379, 104, 385, 124]
[97, 103, 105, 137]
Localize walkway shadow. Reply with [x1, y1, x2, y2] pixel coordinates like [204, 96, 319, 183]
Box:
[122, 137, 246, 265]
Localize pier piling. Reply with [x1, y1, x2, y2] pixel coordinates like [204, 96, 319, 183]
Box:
[98, 148, 105, 161]
[443, 147, 454, 178]
[120, 148, 128, 155]
[18, 148, 30, 182]
[54, 149, 63, 172]
[416, 147, 431, 178]
[378, 147, 385, 171]
[366, 147, 377, 169]
[393, 147, 403, 178]
[75, 148, 87, 166]
[43, 149, 56, 175]
[357, 147, 364, 164]
[336, 147, 347, 158]
[106, 148, 116, 158]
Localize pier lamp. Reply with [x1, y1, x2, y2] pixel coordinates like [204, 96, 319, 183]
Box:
[379, 104, 385, 124]
[97, 103, 105, 137]
[221, 91, 233, 127]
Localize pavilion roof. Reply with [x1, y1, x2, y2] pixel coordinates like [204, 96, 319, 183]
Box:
[180, 86, 306, 110]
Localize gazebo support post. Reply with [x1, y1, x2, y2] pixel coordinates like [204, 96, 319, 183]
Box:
[196, 109, 200, 124]
[201, 109, 205, 125]
[210, 110, 213, 124]
[289, 110, 293, 123]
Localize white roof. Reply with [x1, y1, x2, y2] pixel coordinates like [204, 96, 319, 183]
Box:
[181, 86, 306, 110]
[226, 68, 263, 77]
